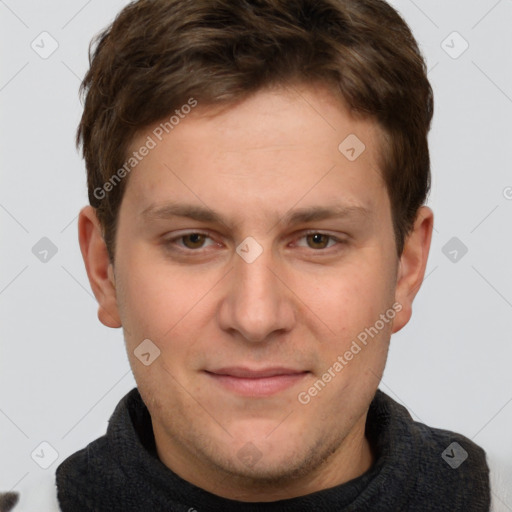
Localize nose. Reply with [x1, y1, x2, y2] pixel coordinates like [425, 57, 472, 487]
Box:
[217, 243, 296, 343]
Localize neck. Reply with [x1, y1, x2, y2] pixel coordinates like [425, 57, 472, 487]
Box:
[153, 413, 375, 502]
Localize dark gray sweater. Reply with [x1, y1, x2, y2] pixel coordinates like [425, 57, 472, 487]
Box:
[55, 387, 490, 511]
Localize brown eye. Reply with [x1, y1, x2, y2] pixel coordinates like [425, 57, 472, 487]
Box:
[306, 233, 332, 250]
[181, 233, 207, 249]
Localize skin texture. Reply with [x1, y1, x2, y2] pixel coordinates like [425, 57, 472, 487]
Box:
[79, 83, 433, 502]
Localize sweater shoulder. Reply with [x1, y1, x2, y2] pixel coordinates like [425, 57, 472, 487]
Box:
[414, 420, 488, 466]
[407, 420, 490, 510]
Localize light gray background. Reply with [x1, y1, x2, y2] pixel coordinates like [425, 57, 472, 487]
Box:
[1, 0, 511, 509]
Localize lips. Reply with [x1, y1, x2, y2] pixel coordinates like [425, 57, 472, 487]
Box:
[204, 367, 309, 397]
[209, 367, 305, 378]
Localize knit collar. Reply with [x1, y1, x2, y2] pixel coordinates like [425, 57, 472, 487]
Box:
[56, 387, 489, 511]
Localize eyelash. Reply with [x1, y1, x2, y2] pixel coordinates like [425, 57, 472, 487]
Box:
[163, 230, 347, 254]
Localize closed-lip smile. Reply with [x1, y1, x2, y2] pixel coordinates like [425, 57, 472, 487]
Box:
[204, 367, 310, 396]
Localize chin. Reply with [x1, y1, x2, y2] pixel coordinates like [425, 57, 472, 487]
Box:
[223, 450, 311, 484]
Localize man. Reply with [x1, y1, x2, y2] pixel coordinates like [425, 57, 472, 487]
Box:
[54, 0, 490, 510]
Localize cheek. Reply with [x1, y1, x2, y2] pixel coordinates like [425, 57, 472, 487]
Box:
[115, 249, 186, 342]
[116, 249, 219, 366]
[302, 261, 396, 384]
[313, 258, 395, 331]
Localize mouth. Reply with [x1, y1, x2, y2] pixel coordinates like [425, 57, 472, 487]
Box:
[204, 367, 310, 397]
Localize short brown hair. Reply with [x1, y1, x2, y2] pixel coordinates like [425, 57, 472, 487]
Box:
[77, 0, 433, 262]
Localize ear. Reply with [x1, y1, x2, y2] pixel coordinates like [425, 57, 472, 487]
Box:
[78, 205, 122, 328]
[392, 206, 434, 334]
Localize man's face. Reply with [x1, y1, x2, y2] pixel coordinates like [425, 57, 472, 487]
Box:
[86, 84, 427, 498]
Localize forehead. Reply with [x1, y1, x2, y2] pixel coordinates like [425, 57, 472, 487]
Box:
[122, 84, 388, 219]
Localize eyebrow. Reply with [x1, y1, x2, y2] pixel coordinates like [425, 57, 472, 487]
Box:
[140, 202, 370, 228]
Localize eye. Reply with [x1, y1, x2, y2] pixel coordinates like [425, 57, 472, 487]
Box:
[163, 230, 346, 254]
[181, 233, 210, 249]
[295, 231, 345, 250]
[165, 232, 217, 251]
